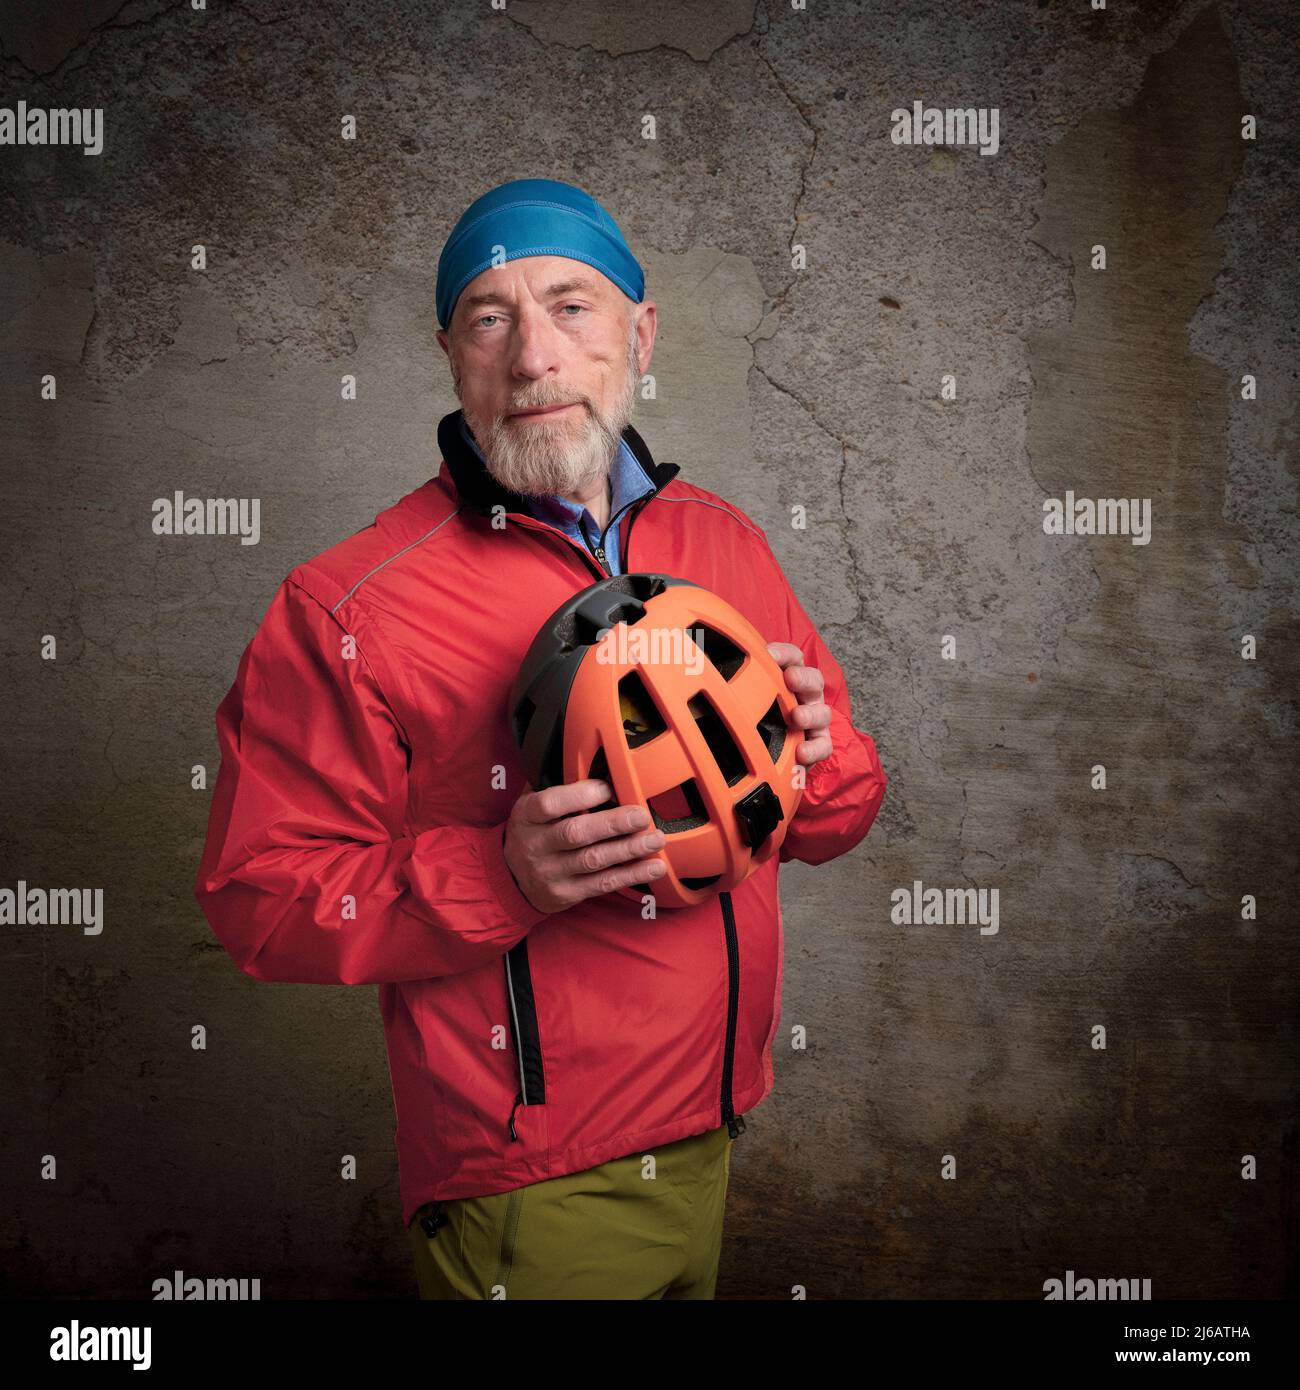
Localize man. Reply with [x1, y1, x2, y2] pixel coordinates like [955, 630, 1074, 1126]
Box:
[194, 177, 888, 1300]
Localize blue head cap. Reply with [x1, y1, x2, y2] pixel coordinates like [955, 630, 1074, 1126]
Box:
[435, 177, 645, 331]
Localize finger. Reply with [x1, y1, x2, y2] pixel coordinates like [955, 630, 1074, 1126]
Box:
[787, 700, 832, 732]
[783, 663, 824, 699]
[574, 853, 668, 900]
[795, 734, 833, 764]
[766, 641, 803, 669]
[521, 777, 616, 825]
[559, 826, 667, 877]
[541, 801, 653, 854]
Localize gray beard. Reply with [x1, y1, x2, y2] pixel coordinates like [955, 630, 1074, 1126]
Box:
[455, 322, 641, 499]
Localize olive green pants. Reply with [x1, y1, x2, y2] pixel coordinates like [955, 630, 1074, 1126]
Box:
[407, 1124, 734, 1300]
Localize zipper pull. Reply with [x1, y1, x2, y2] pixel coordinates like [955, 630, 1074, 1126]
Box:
[726, 1113, 747, 1140]
[418, 1202, 449, 1239]
[508, 1090, 523, 1142]
[592, 542, 609, 573]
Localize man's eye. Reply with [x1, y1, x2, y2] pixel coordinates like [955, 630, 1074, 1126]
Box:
[560, 303, 586, 315]
[475, 314, 498, 328]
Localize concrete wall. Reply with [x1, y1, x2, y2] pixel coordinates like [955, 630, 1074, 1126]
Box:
[0, 0, 1295, 1298]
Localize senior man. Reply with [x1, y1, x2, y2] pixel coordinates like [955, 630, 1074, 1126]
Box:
[195, 177, 887, 1300]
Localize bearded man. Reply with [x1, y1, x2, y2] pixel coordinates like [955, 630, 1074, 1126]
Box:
[195, 178, 887, 1300]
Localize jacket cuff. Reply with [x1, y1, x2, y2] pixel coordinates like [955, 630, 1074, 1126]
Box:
[479, 822, 552, 933]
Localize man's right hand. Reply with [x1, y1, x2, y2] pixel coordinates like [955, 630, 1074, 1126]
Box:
[503, 778, 667, 915]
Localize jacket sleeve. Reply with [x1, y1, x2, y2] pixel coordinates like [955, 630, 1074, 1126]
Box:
[752, 536, 888, 867]
[194, 576, 550, 987]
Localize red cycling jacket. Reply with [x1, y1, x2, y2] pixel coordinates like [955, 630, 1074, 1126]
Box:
[194, 410, 888, 1227]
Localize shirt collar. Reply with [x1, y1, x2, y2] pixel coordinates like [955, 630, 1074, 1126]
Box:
[457, 414, 657, 530]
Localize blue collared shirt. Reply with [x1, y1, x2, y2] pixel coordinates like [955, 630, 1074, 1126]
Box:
[460, 415, 656, 575]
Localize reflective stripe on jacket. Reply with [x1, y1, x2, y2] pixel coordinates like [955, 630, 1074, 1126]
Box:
[194, 409, 888, 1226]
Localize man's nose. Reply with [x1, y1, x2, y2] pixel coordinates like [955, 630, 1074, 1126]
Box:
[508, 307, 566, 379]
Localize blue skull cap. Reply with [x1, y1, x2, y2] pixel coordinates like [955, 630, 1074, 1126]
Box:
[435, 177, 645, 330]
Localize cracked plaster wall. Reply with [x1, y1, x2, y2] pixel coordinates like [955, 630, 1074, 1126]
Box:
[0, 0, 1296, 1298]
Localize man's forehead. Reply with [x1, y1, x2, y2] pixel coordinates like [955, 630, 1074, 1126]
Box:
[456, 258, 615, 316]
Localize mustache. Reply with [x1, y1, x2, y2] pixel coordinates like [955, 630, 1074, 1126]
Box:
[505, 395, 586, 416]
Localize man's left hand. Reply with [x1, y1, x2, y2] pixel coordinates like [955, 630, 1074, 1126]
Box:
[766, 642, 833, 769]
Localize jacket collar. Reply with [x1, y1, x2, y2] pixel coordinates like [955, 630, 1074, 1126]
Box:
[436, 408, 679, 517]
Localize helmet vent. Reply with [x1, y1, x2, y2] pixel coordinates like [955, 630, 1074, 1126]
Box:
[687, 693, 747, 786]
[757, 698, 787, 763]
[618, 671, 666, 748]
[585, 746, 617, 812]
[680, 873, 722, 891]
[512, 695, 537, 746]
[647, 779, 708, 833]
[692, 624, 746, 680]
[630, 574, 670, 601]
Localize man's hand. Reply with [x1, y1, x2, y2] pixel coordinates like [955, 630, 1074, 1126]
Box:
[504, 778, 667, 915]
[767, 641, 833, 769]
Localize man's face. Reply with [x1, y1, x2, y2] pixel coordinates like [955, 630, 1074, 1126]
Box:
[437, 255, 656, 498]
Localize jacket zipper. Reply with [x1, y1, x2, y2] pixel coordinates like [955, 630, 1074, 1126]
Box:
[509, 513, 610, 580]
[595, 492, 647, 573]
[619, 477, 741, 1135]
[499, 482, 664, 1141]
[719, 891, 747, 1139]
[505, 485, 661, 582]
[618, 493, 656, 572]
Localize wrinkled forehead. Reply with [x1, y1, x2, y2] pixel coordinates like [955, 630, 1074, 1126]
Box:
[453, 255, 618, 322]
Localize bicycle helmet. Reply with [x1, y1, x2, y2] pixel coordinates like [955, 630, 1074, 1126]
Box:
[509, 573, 804, 909]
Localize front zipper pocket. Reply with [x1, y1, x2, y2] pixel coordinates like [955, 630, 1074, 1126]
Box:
[504, 938, 547, 1140]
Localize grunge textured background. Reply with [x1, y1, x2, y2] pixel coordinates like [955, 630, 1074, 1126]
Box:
[1, 0, 1296, 1299]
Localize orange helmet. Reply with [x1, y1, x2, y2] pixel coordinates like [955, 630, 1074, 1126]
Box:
[510, 574, 804, 909]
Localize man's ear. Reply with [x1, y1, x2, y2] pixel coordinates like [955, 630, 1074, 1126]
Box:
[633, 301, 656, 370]
[436, 327, 450, 357]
